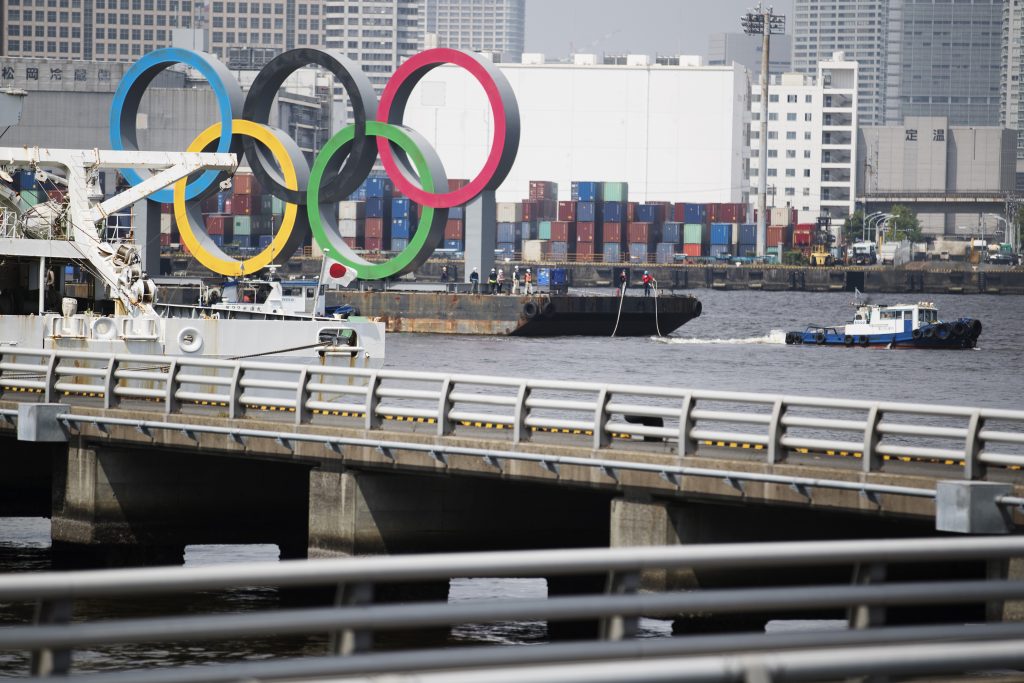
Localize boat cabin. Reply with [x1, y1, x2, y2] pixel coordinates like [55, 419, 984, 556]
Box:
[216, 278, 326, 317]
[847, 302, 939, 335]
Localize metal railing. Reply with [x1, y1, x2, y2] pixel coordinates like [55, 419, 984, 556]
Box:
[2, 348, 1024, 484]
[3, 536, 1024, 680]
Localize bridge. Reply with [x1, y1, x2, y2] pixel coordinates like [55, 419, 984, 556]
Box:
[2, 347, 1023, 570]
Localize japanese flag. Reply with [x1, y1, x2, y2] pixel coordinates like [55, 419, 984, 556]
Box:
[324, 261, 357, 287]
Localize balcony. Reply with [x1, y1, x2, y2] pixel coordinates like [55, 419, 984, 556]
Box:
[821, 131, 853, 146]
[821, 169, 852, 183]
[822, 112, 854, 128]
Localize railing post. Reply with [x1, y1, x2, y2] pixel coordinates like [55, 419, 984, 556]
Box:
[103, 356, 121, 410]
[329, 582, 374, 655]
[513, 383, 531, 443]
[599, 570, 640, 641]
[227, 364, 244, 420]
[847, 562, 887, 629]
[593, 387, 611, 450]
[436, 377, 454, 437]
[294, 367, 312, 426]
[677, 393, 696, 457]
[364, 373, 382, 431]
[767, 398, 787, 464]
[42, 352, 58, 403]
[861, 405, 882, 473]
[30, 598, 72, 676]
[164, 359, 182, 415]
[964, 410, 985, 480]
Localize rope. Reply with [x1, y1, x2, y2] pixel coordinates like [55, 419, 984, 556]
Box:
[652, 280, 662, 338]
[610, 281, 627, 337]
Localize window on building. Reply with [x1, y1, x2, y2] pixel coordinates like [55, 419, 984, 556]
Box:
[785, 187, 795, 196]
[805, 95, 812, 103]
[786, 113, 796, 121]
[767, 149, 777, 158]
[785, 169, 795, 177]
[767, 168, 777, 177]
[767, 131, 777, 139]
[787, 94, 797, 103]
[769, 94, 779, 102]
[804, 113, 812, 122]
[768, 113, 778, 121]
[803, 169, 811, 177]
[786, 150, 796, 158]
[803, 188, 810, 196]
[804, 132, 812, 140]
[786, 131, 796, 140]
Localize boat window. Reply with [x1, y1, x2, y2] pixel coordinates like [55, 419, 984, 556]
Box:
[306, 288, 315, 298]
[904, 311, 912, 321]
[880, 310, 900, 320]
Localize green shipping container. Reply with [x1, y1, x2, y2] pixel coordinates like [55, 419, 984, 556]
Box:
[260, 195, 274, 214]
[271, 197, 285, 215]
[537, 220, 552, 240]
[232, 215, 252, 236]
[602, 182, 628, 202]
[683, 223, 704, 244]
[19, 190, 45, 207]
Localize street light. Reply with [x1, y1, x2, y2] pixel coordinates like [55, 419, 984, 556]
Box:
[868, 213, 892, 243]
[742, 2, 785, 259]
[985, 213, 1011, 251]
[863, 211, 884, 242]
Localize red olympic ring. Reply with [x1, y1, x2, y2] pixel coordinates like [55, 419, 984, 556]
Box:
[377, 48, 519, 210]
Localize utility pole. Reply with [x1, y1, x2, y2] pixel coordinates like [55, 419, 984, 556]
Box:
[742, 3, 785, 259]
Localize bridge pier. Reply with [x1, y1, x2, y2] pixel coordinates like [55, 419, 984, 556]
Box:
[50, 439, 312, 567]
[0, 436, 57, 517]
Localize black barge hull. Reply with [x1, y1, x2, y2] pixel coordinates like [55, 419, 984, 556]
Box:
[326, 291, 702, 336]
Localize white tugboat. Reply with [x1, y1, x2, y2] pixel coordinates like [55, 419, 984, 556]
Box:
[785, 300, 981, 349]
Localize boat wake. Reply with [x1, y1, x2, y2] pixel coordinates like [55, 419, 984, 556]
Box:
[654, 330, 788, 346]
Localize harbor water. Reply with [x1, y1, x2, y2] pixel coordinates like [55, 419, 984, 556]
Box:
[1, 289, 1022, 672]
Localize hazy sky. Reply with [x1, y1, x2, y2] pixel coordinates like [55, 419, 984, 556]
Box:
[525, 0, 795, 60]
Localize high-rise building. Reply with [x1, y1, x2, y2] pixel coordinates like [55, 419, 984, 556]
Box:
[707, 32, 791, 76]
[1001, 1, 1024, 172]
[747, 52, 859, 224]
[792, 0, 1002, 128]
[425, 0, 524, 63]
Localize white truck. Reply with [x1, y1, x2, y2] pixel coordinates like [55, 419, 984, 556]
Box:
[879, 240, 911, 266]
[850, 241, 877, 265]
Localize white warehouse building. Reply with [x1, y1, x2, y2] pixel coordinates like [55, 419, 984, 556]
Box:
[402, 53, 751, 204]
[748, 52, 858, 224]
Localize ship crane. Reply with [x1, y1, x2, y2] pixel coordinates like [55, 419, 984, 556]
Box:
[0, 147, 236, 316]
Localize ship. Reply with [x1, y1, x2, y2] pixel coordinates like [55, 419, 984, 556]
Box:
[784, 300, 981, 349]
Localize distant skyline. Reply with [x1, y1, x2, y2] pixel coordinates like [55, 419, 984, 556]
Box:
[524, 0, 795, 61]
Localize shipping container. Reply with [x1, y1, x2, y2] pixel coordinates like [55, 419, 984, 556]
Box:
[710, 223, 732, 246]
[682, 243, 703, 257]
[391, 238, 409, 251]
[771, 206, 795, 226]
[209, 234, 224, 248]
[15, 170, 38, 191]
[497, 222, 519, 243]
[709, 244, 731, 258]
[365, 197, 389, 219]
[628, 243, 648, 262]
[603, 201, 626, 223]
[391, 218, 411, 240]
[602, 222, 623, 245]
[795, 223, 815, 233]
[449, 206, 464, 220]
[635, 204, 665, 224]
[767, 225, 791, 247]
[496, 242, 516, 257]
[537, 199, 558, 220]
[338, 201, 365, 221]
[159, 213, 174, 234]
[577, 201, 598, 222]
[557, 201, 576, 222]
[683, 223, 704, 244]
[159, 233, 172, 247]
[520, 201, 539, 222]
[627, 222, 660, 245]
[46, 188, 66, 203]
[448, 178, 469, 192]
[655, 242, 677, 264]
[217, 192, 229, 214]
[338, 219, 361, 238]
[575, 181, 602, 202]
[735, 245, 757, 257]
[232, 173, 258, 195]
[550, 220, 575, 242]
[683, 203, 707, 225]
[576, 221, 596, 242]
[792, 231, 812, 246]
[229, 215, 250, 235]
[444, 219, 464, 240]
[537, 220, 552, 240]
[739, 223, 757, 245]
[365, 177, 394, 198]
[391, 197, 414, 219]
[230, 195, 253, 215]
[546, 241, 569, 260]
[365, 217, 387, 240]
[575, 241, 594, 261]
[520, 221, 537, 240]
[363, 236, 383, 251]
[602, 181, 628, 202]
[271, 197, 285, 215]
[662, 222, 682, 244]
[602, 243, 622, 263]
[528, 180, 558, 201]
[343, 236, 360, 249]
[250, 215, 274, 235]
[496, 202, 523, 223]
[443, 239, 463, 251]
[258, 234, 274, 250]
[522, 239, 545, 262]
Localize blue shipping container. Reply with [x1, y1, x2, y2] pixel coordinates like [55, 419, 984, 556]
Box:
[602, 243, 622, 263]
[365, 177, 394, 198]
[520, 221, 537, 240]
[603, 202, 625, 223]
[391, 218, 411, 240]
[551, 268, 568, 286]
[496, 242, 516, 257]
[449, 206, 465, 220]
[577, 201, 597, 222]
[497, 222, 519, 243]
[710, 223, 732, 245]
[391, 238, 409, 251]
[683, 203, 707, 225]
[537, 268, 551, 286]
[443, 239, 463, 251]
[662, 223, 682, 244]
[548, 241, 569, 260]
[636, 204, 664, 224]
[391, 198, 412, 219]
[628, 243, 648, 262]
[739, 223, 757, 245]
[15, 170, 37, 191]
[709, 244, 732, 259]
[656, 242, 676, 264]
[258, 234, 274, 249]
[365, 197, 389, 219]
[576, 181, 602, 202]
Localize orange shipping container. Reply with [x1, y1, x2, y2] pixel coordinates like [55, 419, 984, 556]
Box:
[365, 218, 385, 239]
[766, 225, 791, 247]
[444, 219, 464, 240]
[550, 220, 575, 242]
[232, 173, 259, 195]
[682, 243, 703, 257]
[602, 222, 623, 244]
[576, 221, 595, 242]
[575, 241, 594, 261]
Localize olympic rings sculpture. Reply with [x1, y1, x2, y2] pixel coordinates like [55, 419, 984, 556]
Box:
[110, 47, 520, 279]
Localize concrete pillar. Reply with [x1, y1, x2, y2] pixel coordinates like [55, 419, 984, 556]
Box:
[609, 495, 695, 592]
[464, 190, 496, 283]
[132, 199, 162, 276]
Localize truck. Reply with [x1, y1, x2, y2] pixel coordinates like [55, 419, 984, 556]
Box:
[850, 241, 877, 265]
[879, 240, 911, 266]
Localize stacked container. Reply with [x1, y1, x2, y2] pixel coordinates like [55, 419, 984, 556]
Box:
[793, 223, 814, 247]
[735, 223, 757, 257]
[709, 223, 733, 259]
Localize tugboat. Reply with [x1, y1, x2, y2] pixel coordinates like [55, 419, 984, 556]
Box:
[785, 301, 982, 349]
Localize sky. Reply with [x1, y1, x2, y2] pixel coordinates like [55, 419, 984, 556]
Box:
[524, 0, 795, 60]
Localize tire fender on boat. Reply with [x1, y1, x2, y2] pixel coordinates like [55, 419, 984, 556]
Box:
[952, 321, 967, 338]
[542, 302, 555, 317]
[814, 331, 826, 344]
[911, 328, 922, 340]
[859, 336, 869, 347]
[844, 335, 854, 346]
[923, 326, 935, 339]
[937, 323, 951, 340]
[90, 316, 117, 340]
[522, 302, 539, 319]
[177, 326, 204, 353]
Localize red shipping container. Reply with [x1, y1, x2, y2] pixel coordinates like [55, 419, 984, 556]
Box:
[682, 243, 703, 257]
[231, 195, 253, 215]
[521, 201, 539, 221]
[444, 219, 464, 240]
[550, 220, 575, 242]
[557, 201, 576, 222]
[528, 180, 557, 200]
[795, 223, 815, 233]
[159, 233, 171, 247]
[628, 222, 656, 244]
[343, 236, 360, 249]
[201, 195, 219, 213]
[46, 189, 66, 203]
[766, 225, 791, 247]
[448, 178, 469, 191]
[602, 222, 623, 244]
[576, 221, 596, 242]
[792, 231, 812, 246]
[364, 236, 383, 251]
[626, 202, 638, 222]
[537, 199, 558, 220]
[672, 203, 686, 222]
[575, 241, 594, 261]
[233, 173, 260, 195]
[205, 215, 230, 233]
[161, 202, 173, 214]
[365, 218, 385, 239]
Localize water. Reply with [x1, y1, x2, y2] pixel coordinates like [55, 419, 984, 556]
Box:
[1, 290, 1020, 673]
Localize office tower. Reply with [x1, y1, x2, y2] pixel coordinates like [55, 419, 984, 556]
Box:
[1001, 0, 1024, 168]
[425, 0, 524, 63]
[708, 32, 791, 76]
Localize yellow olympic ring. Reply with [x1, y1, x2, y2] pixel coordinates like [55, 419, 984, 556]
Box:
[174, 119, 299, 277]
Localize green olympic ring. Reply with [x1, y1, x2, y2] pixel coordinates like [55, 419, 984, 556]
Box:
[308, 120, 448, 281]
